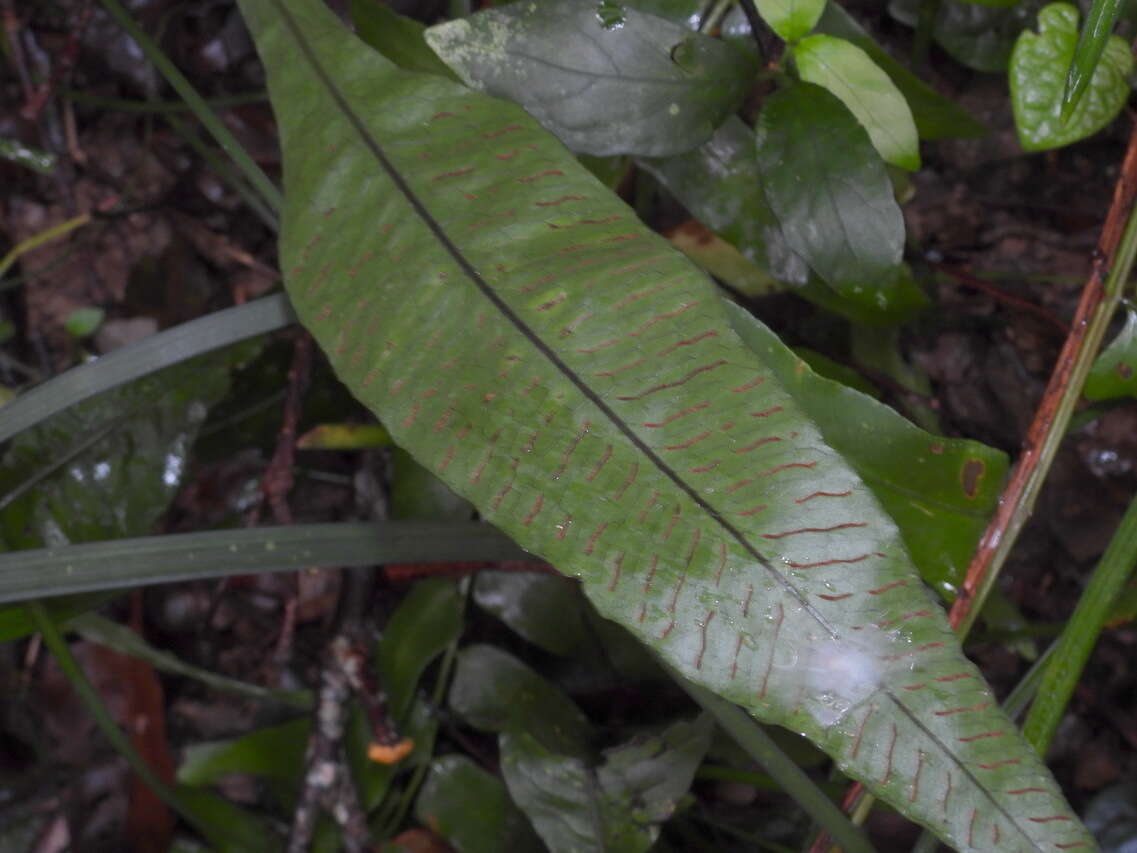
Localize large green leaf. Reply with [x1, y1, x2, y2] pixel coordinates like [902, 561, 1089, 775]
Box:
[423, 0, 758, 156]
[1009, 2, 1133, 152]
[889, 0, 1042, 73]
[238, 0, 1094, 848]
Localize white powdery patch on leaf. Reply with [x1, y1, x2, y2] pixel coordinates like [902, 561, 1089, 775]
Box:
[785, 626, 910, 728]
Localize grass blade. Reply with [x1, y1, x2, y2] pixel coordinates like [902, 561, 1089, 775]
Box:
[1062, 0, 1124, 121]
[677, 676, 876, 853]
[0, 521, 527, 603]
[1023, 490, 1137, 752]
[97, 0, 282, 214]
[0, 294, 294, 443]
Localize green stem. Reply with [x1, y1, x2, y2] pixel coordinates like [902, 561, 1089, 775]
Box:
[1022, 490, 1137, 752]
[97, 0, 282, 215]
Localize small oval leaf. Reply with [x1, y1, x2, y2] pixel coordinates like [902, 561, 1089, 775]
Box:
[793, 34, 921, 170]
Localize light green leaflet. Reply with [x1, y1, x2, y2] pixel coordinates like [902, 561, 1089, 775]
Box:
[753, 0, 826, 43]
[236, 0, 1095, 849]
[793, 34, 921, 171]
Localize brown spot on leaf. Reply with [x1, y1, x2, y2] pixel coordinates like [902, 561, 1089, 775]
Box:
[1117, 361, 1133, 379]
[961, 458, 986, 498]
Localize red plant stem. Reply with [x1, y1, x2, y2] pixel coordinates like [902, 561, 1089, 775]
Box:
[949, 123, 1137, 633]
[935, 263, 1068, 335]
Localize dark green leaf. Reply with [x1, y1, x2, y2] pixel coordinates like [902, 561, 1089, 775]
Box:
[178, 719, 309, 787]
[793, 34, 921, 170]
[1010, 2, 1133, 151]
[377, 577, 465, 721]
[1085, 307, 1137, 400]
[172, 784, 281, 853]
[415, 755, 544, 853]
[814, 2, 987, 140]
[238, 0, 1095, 846]
[725, 302, 1009, 600]
[755, 82, 906, 307]
[1064, 0, 1125, 118]
[424, 0, 758, 156]
[889, 0, 1041, 73]
[474, 572, 596, 657]
[449, 644, 592, 756]
[500, 716, 712, 853]
[350, 0, 457, 79]
[753, 0, 826, 42]
[390, 449, 475, 521]
[639, 118, 927, 325]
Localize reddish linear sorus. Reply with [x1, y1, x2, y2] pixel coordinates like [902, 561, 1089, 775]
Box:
[616, 360, 728, 401]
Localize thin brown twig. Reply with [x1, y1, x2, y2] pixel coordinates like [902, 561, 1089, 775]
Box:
[935, 263, 1069, 336]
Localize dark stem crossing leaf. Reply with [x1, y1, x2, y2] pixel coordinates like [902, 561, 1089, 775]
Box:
[237, 0, 1096, 848]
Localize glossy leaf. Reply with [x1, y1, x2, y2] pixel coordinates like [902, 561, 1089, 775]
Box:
[814, 2, 986, 140]
[639, 117, 927, 325]
[726, 302, 1009, 599]
[1085, 307, 1137, 400]
[415, 755, 544, 853]
[449, 644, 592, 756]
[500, 716, 712, 853]
[1010, 3, 1133, 151]
[793, 35, 921, 170]
[423, 0, 758, 156]
[755, 82, 907, 308]
[1063, 0, 1125, 119]
[753, 0, 826, 42]
[238, 0, 1093, 847]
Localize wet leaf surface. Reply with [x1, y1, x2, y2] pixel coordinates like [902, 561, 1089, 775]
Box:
[424, 0, 757, 156]
[1010, 3, 1133, 151]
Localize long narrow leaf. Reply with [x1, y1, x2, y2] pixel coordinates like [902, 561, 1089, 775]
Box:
[1023, 491, 1137, 752]
[238, 0, 1094, 848]
[0, 522, 526, 603]
[0, 294, 294, 444]
[1062, 0, 1124, 119]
